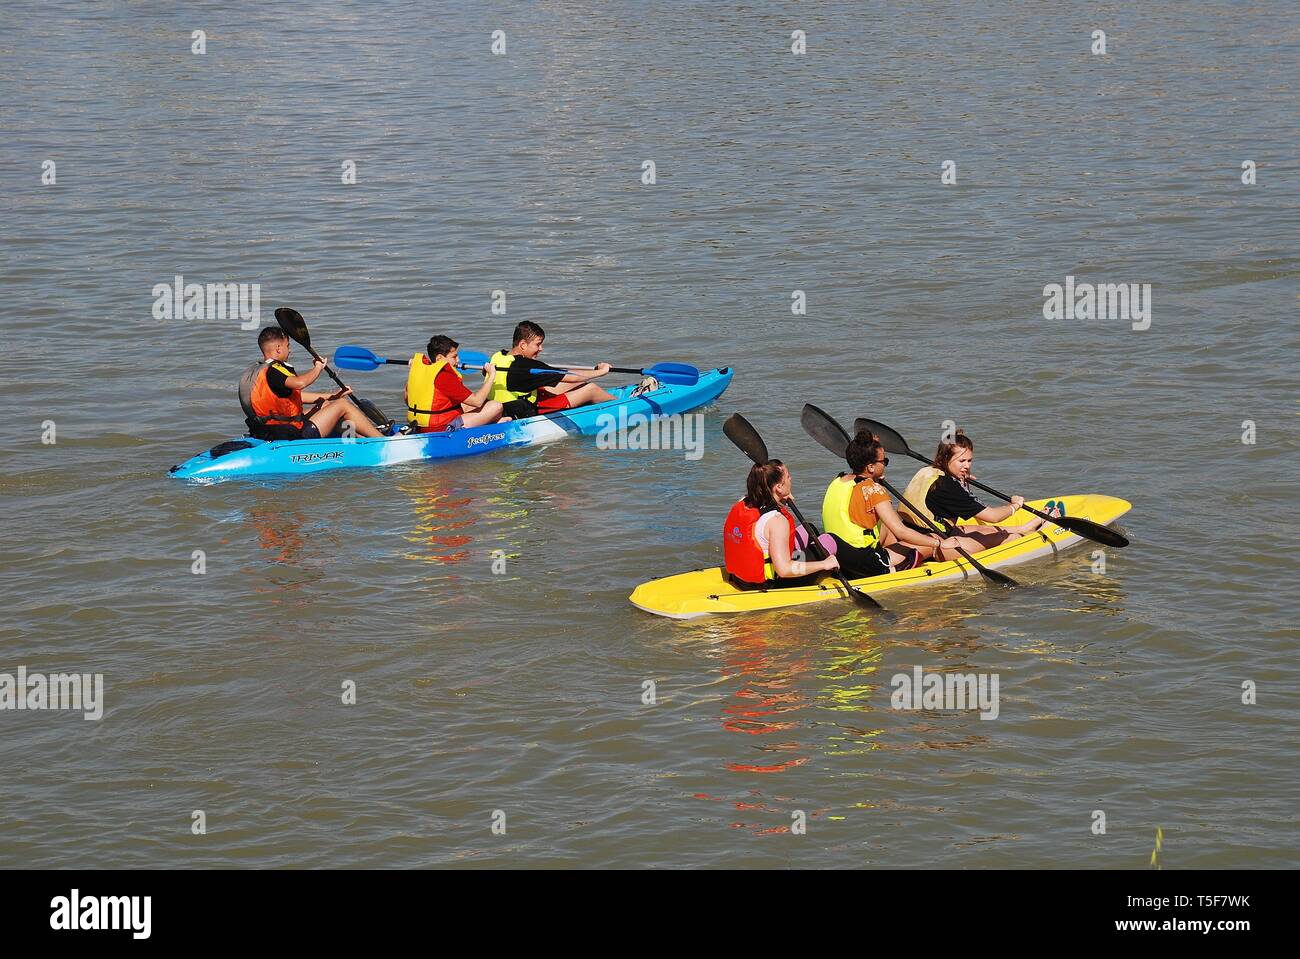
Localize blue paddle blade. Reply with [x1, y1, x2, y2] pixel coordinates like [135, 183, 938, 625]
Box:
[333, 345, 384, 371]
[643, 363, 699, 385]
[458, 349, 491, 367]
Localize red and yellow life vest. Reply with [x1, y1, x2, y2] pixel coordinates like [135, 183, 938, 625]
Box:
[405, 354, 463, 428]
[723, 499, 796, 585]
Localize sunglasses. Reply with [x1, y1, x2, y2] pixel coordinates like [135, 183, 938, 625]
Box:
[875, 457, 889, 466]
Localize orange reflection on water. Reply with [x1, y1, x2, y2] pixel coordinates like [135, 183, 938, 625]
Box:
[397, 471, 479, 565]
[241, 497, 330, 603]
[246, 504, 308, 564]
[718, 618, 813, 775]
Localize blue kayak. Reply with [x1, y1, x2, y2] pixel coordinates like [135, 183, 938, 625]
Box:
[170, 367, 733, 481]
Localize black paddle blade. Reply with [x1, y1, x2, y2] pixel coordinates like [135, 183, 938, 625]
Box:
[982, 567, 1019, 588]
[842, 578, 886, 610]
[854, 417, 912, 457]
[1055, 515, 1130, 548]
[274, 307, 310, 348]
[801, 404, 852, 459]
[353, 397, 392, 430]
[723, 413, 769, 465]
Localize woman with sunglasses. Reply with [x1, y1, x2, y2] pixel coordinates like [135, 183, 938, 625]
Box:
[820, 430, 957, 578]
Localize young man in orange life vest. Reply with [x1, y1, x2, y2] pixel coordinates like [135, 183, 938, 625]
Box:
[486, 321, 616, 419]
[241, 326, 386, 440]
[404, 335, 504, 432]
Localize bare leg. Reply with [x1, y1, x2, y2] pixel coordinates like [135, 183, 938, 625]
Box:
[935, 529, 1017, 562]
[309, 398, 385, 438]
[555, 382, 615, 408]
[458, 400, 505, 428]
[882, 525, 937, 563]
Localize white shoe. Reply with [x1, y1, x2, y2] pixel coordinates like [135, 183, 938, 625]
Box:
[631, 375, 661, 397]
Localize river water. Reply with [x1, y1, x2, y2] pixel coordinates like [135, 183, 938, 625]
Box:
[1, 2, 1297, 868]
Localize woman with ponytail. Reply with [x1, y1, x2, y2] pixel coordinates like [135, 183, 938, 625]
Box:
[722, 460, 839, 588]
[897, 429, 1060, 561]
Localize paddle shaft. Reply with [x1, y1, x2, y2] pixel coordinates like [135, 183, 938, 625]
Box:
[531, 365, 647, 376]
[895, 447, 1057, 526]
[780, 497, 885, 609]
[345, 355, 484, 372]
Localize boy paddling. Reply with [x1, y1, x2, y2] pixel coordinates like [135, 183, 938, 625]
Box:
[404, 335, 504, 432]
[241, 327, 385, 440]
[488, 321, 615, 419]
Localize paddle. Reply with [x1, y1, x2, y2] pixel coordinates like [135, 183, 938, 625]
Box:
[802, 405, 1017, 588]
[722, 413, 886, 613]
[855, 417, 1130, 549]
[333, 345, 407, 371]
[334, 344, 700, 386]
[332, 345, 492, 372]
[525, 361, 698, 386]
[274, 309, 392, 429]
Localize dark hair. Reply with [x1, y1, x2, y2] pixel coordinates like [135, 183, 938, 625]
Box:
[257, 327, 288, 352]
[512, 321, 545, 346]
[846, 430, 885, 475]
[932, 429, 974, 472]
[744, 459, 787, 513]
[427, 335, 458, 359]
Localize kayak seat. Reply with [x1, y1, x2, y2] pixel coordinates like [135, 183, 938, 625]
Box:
[208, 440, 255, 459]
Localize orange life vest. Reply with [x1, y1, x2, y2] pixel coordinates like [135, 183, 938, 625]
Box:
[248, 361, 306, 428]
[723, 499, 796, 585]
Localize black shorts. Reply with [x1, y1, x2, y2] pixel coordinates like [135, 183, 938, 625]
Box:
[829, 535, 894, 579]
[253, 422, 322, 441]
[501, 398, 539, 420]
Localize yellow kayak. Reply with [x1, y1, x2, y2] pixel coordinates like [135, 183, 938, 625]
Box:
[629, 494, 1131, 619]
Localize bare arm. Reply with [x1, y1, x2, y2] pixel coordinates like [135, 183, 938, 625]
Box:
[555, 361, 611, 385]
[284, 358, 327, 391]
[974, 493, 1026, 524]
[767, 517, 837, 578]
[460, 363, 496, 411]
[877, 500, 944, 549]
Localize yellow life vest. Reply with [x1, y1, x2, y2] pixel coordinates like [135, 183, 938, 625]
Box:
[899, 466, 944, 529]
[487, 350, 538, 405]
[821, 474, 881, 549]
[404, 354, 460, 427]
